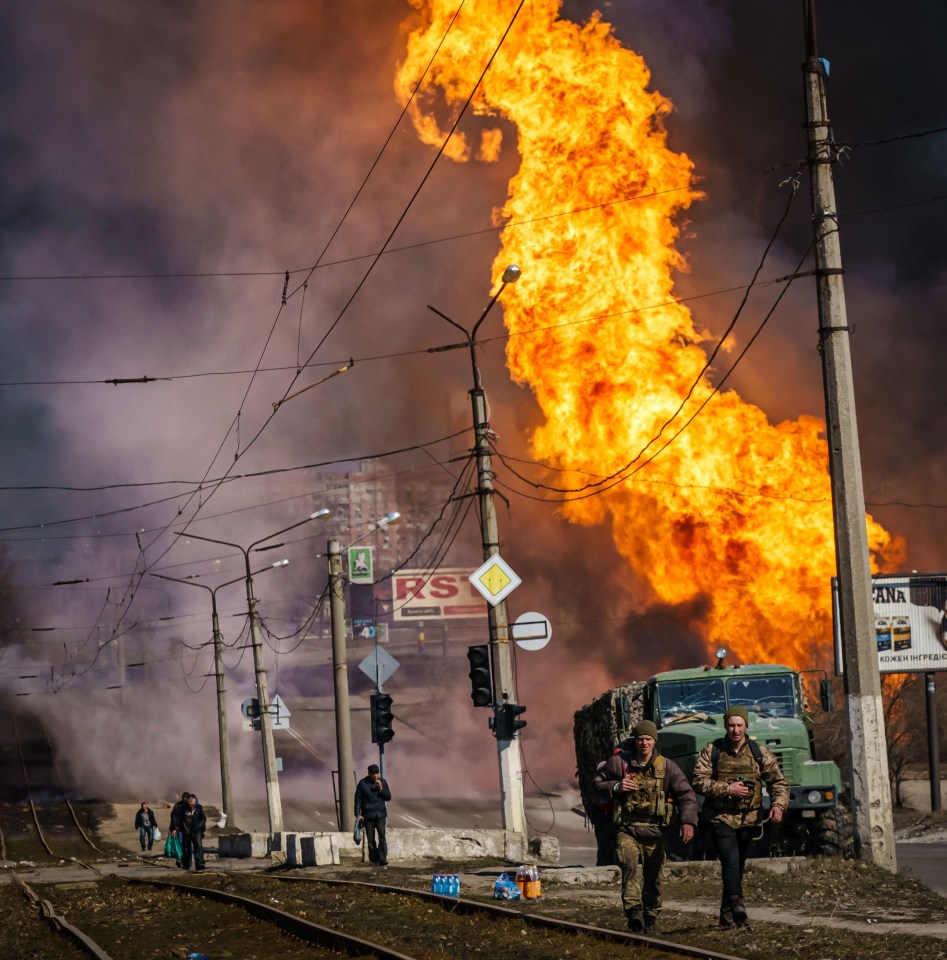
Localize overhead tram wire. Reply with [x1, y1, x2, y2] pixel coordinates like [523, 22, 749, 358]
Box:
[491, 166, 806, 500]
[26, 4, 524, 660]
[233, 0, 527, 461]
[108, 4, 490, 628]
[107, 6, 470, 568]
[0, 278, 784, 394]
[43, 458, 476, 679]
[4, 121, 943, 288]
[493, 236, 816, 506]
[0, 426, 469, 496]
[0, 427, 470, 534]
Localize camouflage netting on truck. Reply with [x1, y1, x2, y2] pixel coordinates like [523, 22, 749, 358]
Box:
[573, 682, 646, 821]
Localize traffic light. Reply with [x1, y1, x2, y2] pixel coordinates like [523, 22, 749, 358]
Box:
[466, 644, 492, 707]
[370, 692, 394, 744]
[492, 702, 527, 740]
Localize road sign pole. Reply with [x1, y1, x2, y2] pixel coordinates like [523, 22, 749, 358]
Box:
[471, 386, 526, 835]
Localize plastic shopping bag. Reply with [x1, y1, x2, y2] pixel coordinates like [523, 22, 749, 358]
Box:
[152, 826, 162, 842]
[492, 872, 522, 900]
[164, 832, 183, 860]
[353, 821, 363, 845]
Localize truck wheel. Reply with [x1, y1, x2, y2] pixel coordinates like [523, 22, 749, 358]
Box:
[811, 806, 855, 858]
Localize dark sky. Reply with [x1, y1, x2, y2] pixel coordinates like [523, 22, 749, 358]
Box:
[0, 1, 944, 803]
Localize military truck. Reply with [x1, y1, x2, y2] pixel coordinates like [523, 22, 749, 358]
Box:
[574, 649, 853, 861]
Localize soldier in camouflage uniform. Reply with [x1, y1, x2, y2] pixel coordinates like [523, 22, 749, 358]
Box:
[692, 704, 789, 928]
[597, 720, 697, 935]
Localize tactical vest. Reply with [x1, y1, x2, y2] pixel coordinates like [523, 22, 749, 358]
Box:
[617, 755, 672, 826]
[712, 740, 763, 813]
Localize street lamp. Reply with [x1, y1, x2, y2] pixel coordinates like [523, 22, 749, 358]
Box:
[327, 510, 401, 831]
[427, 266, 526, 834]
[175, 509, 330, 836]
[151, 558, 289, 830]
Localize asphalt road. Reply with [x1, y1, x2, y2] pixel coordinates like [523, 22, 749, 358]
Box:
[895, 841, 947, 897]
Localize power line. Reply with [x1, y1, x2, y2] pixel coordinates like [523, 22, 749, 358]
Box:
[493, 169, 804, 499]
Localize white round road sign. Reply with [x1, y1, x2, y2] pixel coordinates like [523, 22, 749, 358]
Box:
[512, 611, 552, 651]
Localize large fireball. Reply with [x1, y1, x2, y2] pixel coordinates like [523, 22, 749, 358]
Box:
[397, 0, 901, 669]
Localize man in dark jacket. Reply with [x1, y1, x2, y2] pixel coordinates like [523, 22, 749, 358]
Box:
[171, 792, 207, 871]
[597, 720, 698, 935]
[354, 764, 391, 866]
[134, 802, 158, 851]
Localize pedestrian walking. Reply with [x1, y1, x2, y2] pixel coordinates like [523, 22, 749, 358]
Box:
[596, 721, 697, 935]
[354, 763, 391, 867]
[134, 802, 158, 851]
[692, 705, 789, 928]
[170, 792, 207, 871]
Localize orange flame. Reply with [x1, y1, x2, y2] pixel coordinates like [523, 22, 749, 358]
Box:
[397, 1, 903, 669]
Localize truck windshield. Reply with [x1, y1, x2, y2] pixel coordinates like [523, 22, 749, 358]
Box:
[656, 678, 725, 722]
[726, 674, 797, 717]
[656, 674, 798, 724]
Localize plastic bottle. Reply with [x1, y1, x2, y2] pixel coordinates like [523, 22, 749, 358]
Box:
[515, 865, 527, 897]
[431, 873, 441, 894]
[448, 874, 460, 898]
[528, 865, 541, 899]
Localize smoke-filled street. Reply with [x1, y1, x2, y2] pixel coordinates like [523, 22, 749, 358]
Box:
[1, 1, 945, 816]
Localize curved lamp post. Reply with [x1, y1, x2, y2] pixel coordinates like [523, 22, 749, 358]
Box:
[427, 266, 526, 834]
[174, 509, 330, 836]
[152, 558, 289, 829]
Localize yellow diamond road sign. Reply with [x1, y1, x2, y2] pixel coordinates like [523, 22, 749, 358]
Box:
[469, 554, 521, 606]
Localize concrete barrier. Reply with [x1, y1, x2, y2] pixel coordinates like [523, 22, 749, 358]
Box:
[217, 828, 560, 865]
[218, 832, 271, 858]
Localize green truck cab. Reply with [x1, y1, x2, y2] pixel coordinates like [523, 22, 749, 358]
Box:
[574, 650, 852, 860]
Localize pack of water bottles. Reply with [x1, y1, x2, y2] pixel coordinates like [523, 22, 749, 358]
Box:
[431, 873, 461, 898]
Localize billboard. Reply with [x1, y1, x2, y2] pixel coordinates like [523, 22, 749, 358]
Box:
[833, 573, 947, 674]
[392, 568, 486, 621]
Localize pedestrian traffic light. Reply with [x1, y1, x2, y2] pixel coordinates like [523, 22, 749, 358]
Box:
[466, 644, 492, 707]
[492, 702, 527, 740]
[370, 692, 394, 744]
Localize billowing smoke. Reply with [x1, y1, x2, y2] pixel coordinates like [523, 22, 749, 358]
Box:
[1, 0, 945, 814]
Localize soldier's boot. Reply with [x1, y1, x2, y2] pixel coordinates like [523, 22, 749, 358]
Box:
[718, 901, 734, 929]
[729, 896, 749, 927]
[626, 906, 645, 932]
[643, 913, 658, 936]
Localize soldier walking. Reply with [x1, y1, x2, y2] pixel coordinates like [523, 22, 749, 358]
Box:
[692, 705, 789, 928]
[597, 720, 697, 934]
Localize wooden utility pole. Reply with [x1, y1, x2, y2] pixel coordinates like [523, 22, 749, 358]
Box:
[802, 0, 896, 869]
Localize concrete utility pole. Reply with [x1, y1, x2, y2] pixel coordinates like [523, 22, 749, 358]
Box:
[471, 386, 527, 834]
[429, 265, 526, 834]
[328, 538, 356, 832]
[802, 0, 896, 869]
[244, 574, 284, 835]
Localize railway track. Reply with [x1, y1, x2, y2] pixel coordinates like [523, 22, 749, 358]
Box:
[0, 710, 107, 869]
[10, 871, 751, 960]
